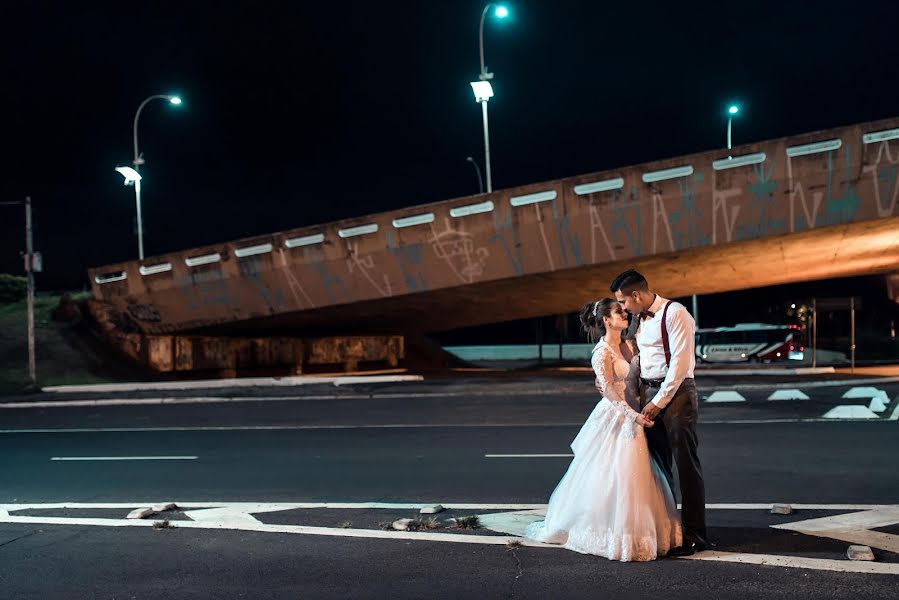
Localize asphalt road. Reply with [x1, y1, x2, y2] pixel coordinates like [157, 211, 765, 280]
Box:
[0, 375, 897, 599]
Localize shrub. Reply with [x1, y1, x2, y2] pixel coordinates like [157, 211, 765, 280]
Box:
[0, 274, 27, 304]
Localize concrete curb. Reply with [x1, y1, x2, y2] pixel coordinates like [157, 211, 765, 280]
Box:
[41, 374, 423, 394]
[3, 377, 898, 410]
[694, 367, 836, 376]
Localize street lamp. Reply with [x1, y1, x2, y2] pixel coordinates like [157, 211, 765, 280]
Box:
[471, 4, 509, 194]
[466, 156, 484, 194]
[125, 94, 182, 260]
[115, 166, 142, 183]
[727, 104, 740, 150]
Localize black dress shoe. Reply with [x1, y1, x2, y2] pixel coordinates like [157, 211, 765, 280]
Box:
[667, 540, 707, 557]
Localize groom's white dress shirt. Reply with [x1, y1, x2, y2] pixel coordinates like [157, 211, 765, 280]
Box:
[635, 295, 696, 409]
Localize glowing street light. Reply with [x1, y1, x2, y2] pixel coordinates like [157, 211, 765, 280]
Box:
[122, 94, 182, 260]
[727, 104, 740, 150]
[472, 3, 510, 194]
[115, 166, 142, 184]
[470, 80, 494, 102]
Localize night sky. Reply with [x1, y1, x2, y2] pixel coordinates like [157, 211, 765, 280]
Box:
[3, 0, 899, 299]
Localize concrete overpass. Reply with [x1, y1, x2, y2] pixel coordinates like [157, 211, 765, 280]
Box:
[90, 116, 899, 343]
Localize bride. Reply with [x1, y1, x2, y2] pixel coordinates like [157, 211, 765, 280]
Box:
[525, 298, 682, 561]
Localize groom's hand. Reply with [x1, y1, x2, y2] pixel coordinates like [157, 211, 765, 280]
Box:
[641, 402, 661, 420]
[636, 414, 654, 428]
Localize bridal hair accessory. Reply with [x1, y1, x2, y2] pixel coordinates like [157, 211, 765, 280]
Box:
[592, 301, 600, 318]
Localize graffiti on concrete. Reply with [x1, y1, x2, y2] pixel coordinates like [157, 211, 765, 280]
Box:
[88, 117, 899, 333]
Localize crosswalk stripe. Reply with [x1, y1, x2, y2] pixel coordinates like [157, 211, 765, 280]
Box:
[706, 391, 746, 403]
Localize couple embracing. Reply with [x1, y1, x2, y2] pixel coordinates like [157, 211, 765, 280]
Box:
[526, 269, 709, 561]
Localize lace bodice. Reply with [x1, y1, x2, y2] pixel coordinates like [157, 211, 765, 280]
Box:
[591, 339, 641, 429]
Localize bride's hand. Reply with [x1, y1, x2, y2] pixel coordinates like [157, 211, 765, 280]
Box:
[636, 414, 654, 428]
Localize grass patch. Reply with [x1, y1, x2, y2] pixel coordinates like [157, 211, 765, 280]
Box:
[379, 515, 443, 531]
[450, 515, 481, 530]
[337, 520, 353, 529]
[152, 520, 174, 529]
[0, 292, 146, 395]
[406, 516, 440, 531]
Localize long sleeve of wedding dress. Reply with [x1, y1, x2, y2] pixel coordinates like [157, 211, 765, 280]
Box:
[592, 344, 641, 435]
[525, 340, 683, 561]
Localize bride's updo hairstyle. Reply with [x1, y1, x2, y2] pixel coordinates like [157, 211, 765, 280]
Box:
[579, 298, 615, 342]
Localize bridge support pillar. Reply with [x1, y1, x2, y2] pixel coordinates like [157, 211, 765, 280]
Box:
[887, 273, 899, 304]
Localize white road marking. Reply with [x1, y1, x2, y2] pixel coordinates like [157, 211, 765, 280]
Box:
[682, 550, 899, 575]
[891, 402, 899, 421]
[50, 456, 198, 461]
[2, 502, 898, 574]
[767, 389, 810, 401]
[841, 388, 891, 414]
[869, 394, 889, 413]
[822, 405, 880, 419]
[772, 508, 899, 554]
[0, 512, 537, 546]
[728, 376, 899, 390]
[484, 454, 574, 458]
[842, 387, 884, 399]
[706, 391, 746, 403]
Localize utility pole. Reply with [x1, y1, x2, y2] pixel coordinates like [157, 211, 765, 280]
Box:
[1, 197, 36, 386]
[25, 196, 36, 386]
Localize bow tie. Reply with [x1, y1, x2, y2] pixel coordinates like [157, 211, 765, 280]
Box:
[638, 310, 655, 321]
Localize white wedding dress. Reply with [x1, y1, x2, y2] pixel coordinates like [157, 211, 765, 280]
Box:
[525, 338, 682, 561]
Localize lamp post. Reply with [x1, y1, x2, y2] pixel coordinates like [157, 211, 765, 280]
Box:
[466, 156, 484, 194]
[1, 197, 37, 386]
[727, 104, 739, 150]
[471, 4, 509, 194]
[127, 94, 181, 260]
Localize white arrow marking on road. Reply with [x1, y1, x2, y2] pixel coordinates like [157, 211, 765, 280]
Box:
[706, 391, 746, 403]
[50, 456, 198, 461]
[771, 508, 899, 554]
[184, 507, 264, 526]
[4, 501, 899, 575]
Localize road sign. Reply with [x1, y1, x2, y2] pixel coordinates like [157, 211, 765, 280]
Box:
[23, 251, 42, 273]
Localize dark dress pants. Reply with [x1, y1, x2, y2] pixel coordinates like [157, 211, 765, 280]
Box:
[640, 378, 707, 543]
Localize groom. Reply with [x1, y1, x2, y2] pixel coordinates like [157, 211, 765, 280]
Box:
[611, 268, 708, 556]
